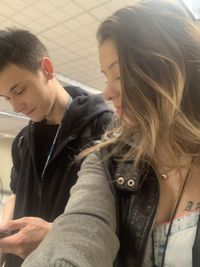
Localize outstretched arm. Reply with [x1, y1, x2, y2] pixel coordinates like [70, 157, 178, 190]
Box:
[22, 152, 119, 267]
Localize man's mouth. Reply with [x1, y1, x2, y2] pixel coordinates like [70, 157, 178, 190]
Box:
[25, 109, 35, 116]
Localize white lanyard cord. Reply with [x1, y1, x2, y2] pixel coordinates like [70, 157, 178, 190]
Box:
[40, 95, 72, 179]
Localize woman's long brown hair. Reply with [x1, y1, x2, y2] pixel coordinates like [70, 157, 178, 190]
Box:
[80, 0, 200, 171]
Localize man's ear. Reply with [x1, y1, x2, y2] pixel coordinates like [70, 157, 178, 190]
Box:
[41, 57, 54, 80]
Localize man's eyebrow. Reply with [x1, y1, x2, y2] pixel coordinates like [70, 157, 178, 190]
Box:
[9, 83, 20, 93]
[0, 84, 20, 98]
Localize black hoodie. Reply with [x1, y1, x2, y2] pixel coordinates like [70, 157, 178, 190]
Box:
[5, 86, 113, 267]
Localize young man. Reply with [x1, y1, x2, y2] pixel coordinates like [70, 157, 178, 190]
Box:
[0, 29, 112, 267]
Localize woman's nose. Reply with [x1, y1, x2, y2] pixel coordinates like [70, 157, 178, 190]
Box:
[104, 83, 114, 101]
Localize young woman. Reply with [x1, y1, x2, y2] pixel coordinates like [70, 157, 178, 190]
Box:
[22, 0, 200, 266]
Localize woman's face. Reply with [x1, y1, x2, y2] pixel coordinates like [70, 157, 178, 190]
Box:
[99, 39, 122, 117]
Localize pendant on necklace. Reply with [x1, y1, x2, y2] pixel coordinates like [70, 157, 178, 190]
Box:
[161, 173, 168, 180]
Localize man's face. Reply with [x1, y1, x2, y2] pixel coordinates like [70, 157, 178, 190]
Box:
[0, 63, 55, 122]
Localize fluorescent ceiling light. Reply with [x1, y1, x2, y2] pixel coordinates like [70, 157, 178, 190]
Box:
[181, 0, 200, 20]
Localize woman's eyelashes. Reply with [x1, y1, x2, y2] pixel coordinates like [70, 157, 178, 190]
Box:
[104, 76, 121, 84]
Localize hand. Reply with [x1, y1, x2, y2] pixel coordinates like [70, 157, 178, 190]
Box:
[0, 217, 52, 259]
[0, 248, 5, 267]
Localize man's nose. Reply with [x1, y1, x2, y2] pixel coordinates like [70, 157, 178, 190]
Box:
[11, 98, 24, 113]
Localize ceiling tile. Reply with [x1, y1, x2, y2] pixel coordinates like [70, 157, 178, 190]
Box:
[0, 2, 18, 17]
[48, 0, 71, 8]
[74, 0, 110, 10]
[6, 0, 27, 10]
[76, 13, 97, 26]
[62, 2, 84, 17]
[36, 16, 57, 28]
[33, 1, 56, 13]
[75, 27, 95, 38]
[47, 9, 69, 23]
[0, 19, 24, 29]
[21, 6, 43, 21]
[11, 13, 32, 25]
[62, 19, 82, 31]
[89, 5, 113, 20]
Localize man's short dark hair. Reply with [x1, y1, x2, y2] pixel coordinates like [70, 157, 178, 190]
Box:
[0, 28, 49, 73]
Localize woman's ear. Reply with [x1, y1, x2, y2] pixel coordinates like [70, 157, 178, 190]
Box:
[41, 57, 54, 80]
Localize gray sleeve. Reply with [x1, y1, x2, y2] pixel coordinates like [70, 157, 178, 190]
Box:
[22, 152, 119, 267]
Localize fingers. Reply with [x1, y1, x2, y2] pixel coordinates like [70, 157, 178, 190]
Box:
[0, 232, 21, 254]
[0, 219, 28, 256]
[0, 218, 27, 232]
[0, 231, 33, 258]
[0, 217, 52, 258]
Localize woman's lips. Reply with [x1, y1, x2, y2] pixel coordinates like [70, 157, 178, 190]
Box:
[115, 107, 122, 117]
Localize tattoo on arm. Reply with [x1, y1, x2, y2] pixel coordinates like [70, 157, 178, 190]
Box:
[184, 201, 200, 211]
[184, 201, 193, 211]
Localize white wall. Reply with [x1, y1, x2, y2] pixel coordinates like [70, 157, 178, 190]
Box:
[0, 138, 13, 192]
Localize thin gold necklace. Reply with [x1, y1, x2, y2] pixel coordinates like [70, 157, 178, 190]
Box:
[152, 156, 194, 267]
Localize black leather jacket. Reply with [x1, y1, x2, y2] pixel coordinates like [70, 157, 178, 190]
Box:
[101, 148, 200, 267]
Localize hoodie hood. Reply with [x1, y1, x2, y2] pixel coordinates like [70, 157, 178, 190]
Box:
[58, 85, 111, 143]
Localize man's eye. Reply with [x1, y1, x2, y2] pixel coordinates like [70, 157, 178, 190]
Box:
[116, 76, 121, 80]
[15, 88, 25, 95]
